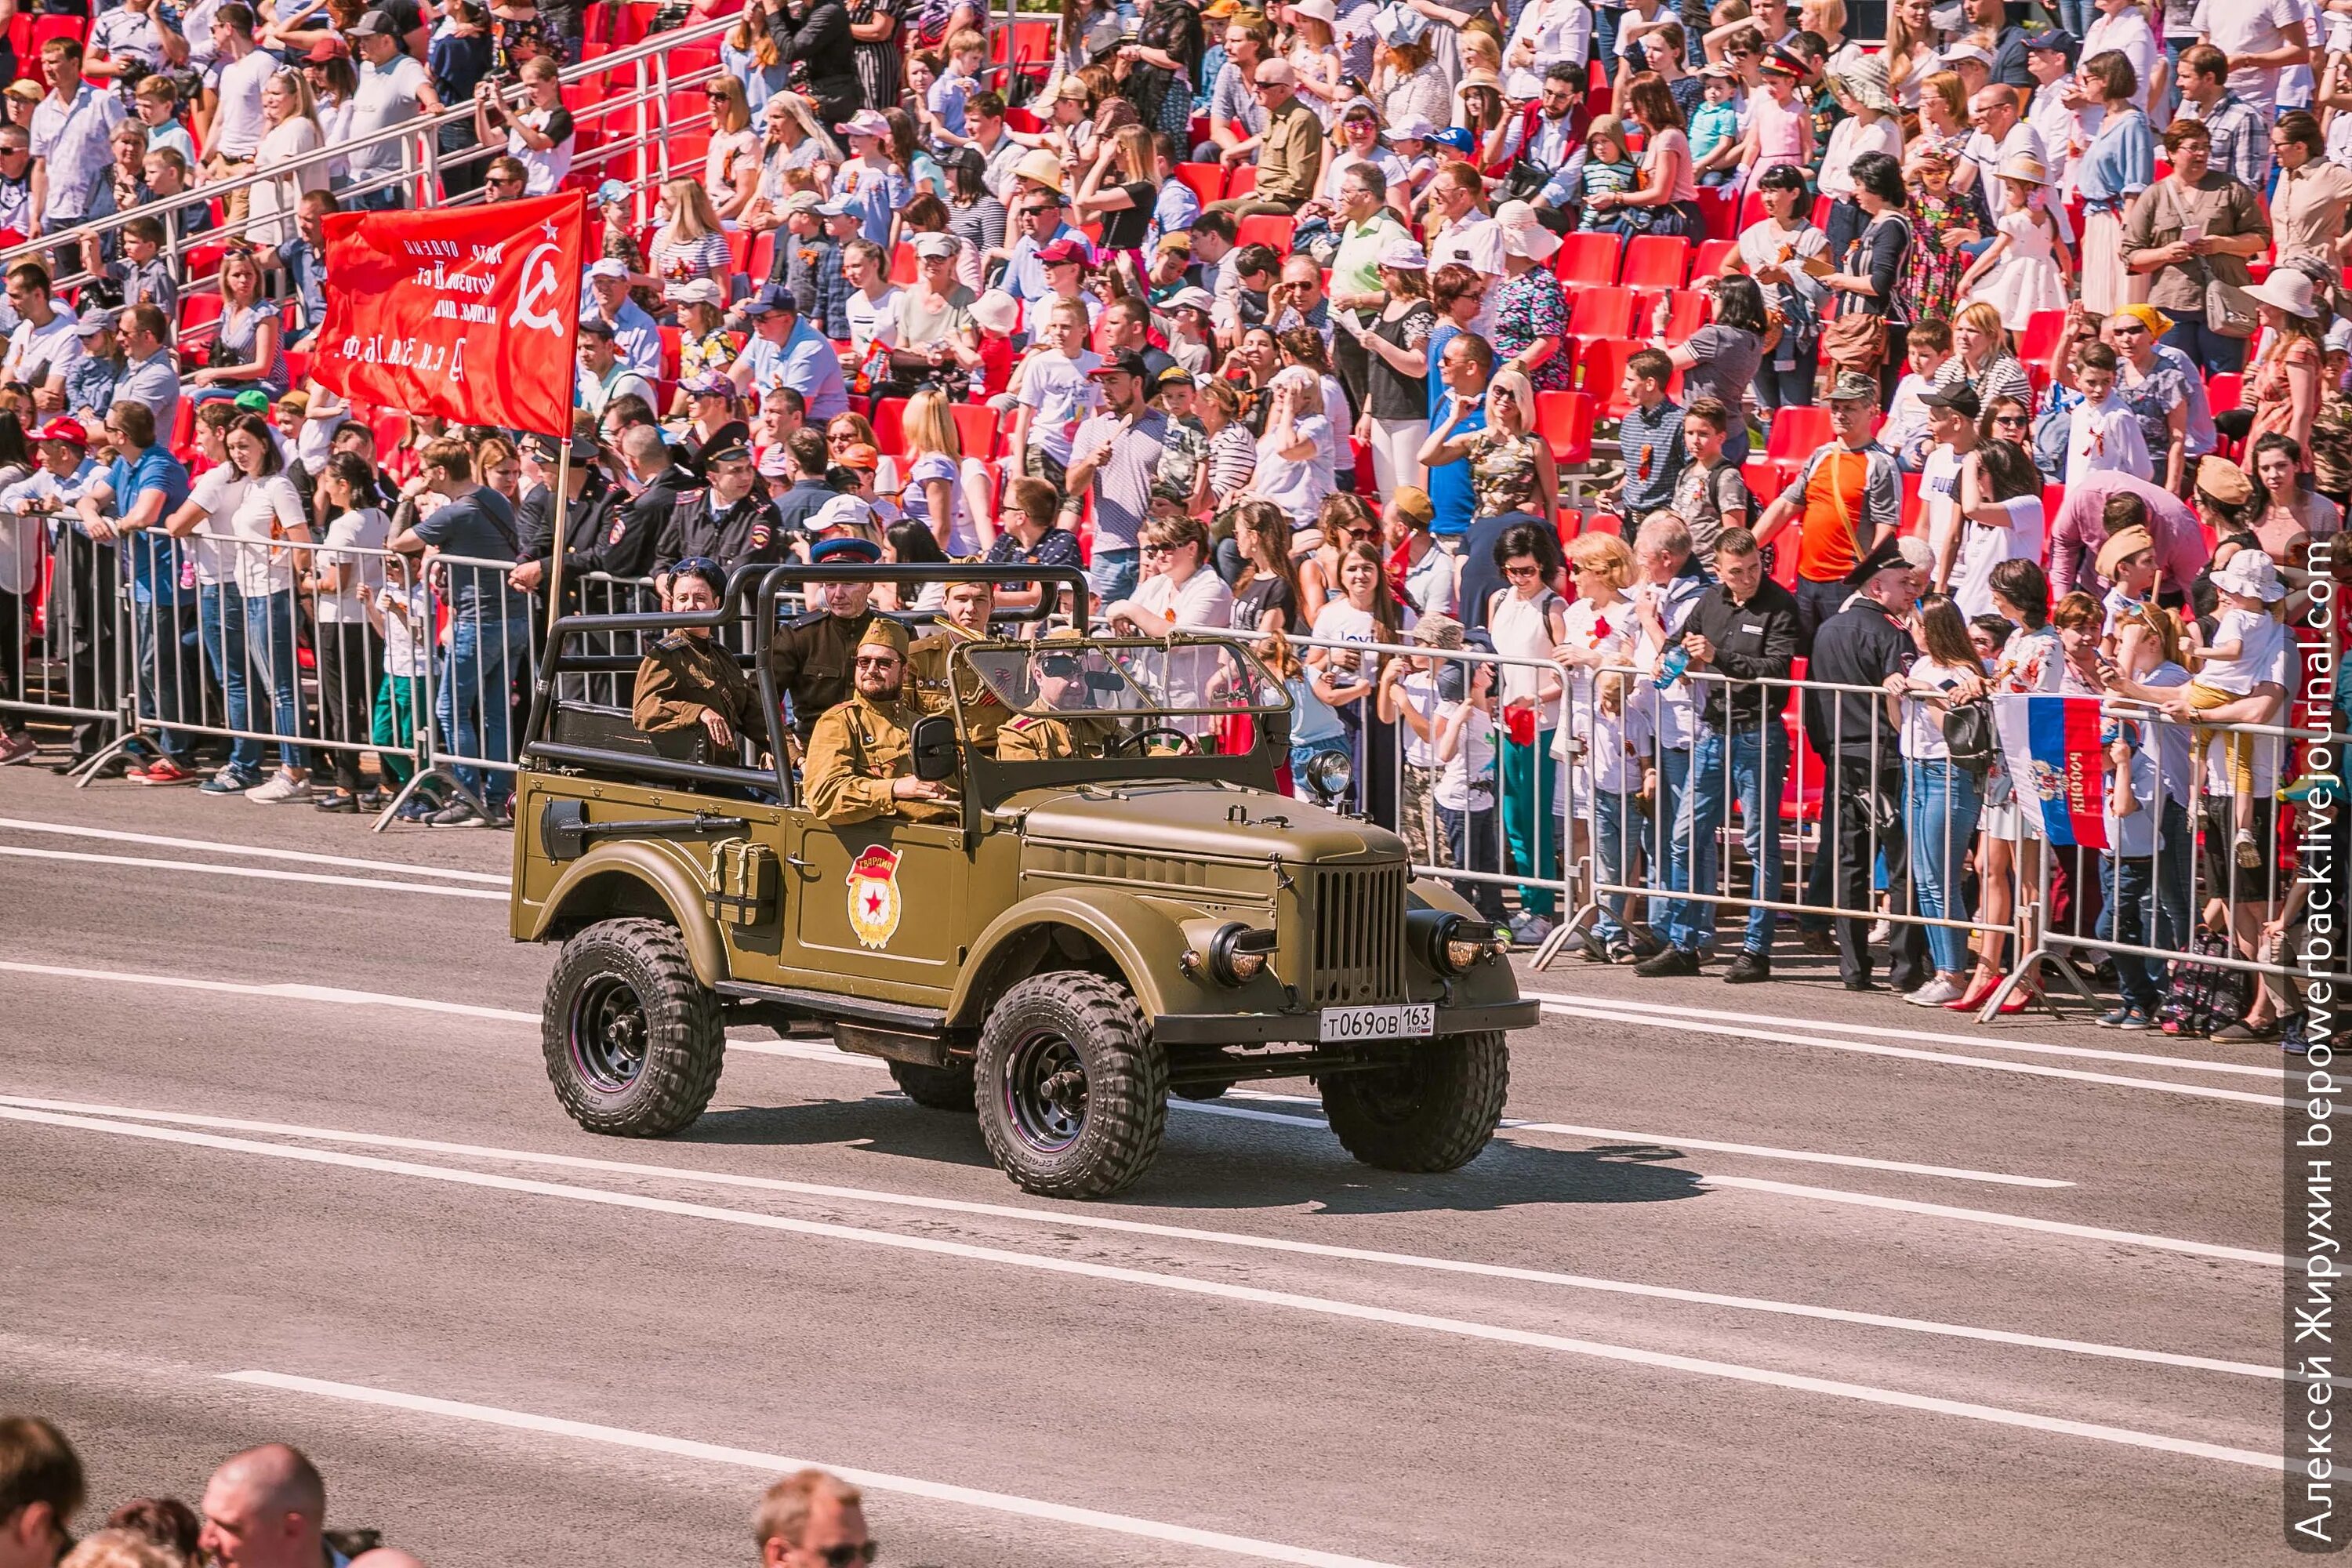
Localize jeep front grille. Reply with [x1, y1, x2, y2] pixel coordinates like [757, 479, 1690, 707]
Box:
[1303, 863, 1406, 1004]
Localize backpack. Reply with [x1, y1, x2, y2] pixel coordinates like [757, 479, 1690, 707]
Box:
[2158, 927, 2249, 1038]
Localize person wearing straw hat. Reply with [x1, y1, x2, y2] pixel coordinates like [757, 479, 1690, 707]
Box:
[1814, 58, 1902, 261]
[1489, 200, 1573, 393]
[2241, 266, 2328, 459]
[1958, 151, 2070, 331]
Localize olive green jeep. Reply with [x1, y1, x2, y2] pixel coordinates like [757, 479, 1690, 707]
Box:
[510, 564, 1539, 1199]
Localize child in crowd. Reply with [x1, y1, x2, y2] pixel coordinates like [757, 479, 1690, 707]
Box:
[1261, 630, 1354, 794]
[1671, 396, 1752, 571]
[1434, 655, 1508, 923]
[2093, 518, 2159, 672]
[925, 30, 987, 149]
[1735, 51, 1812, 184]
[2183, 547, 2290, 869]
[1009, 297, 1102, 488]
[2098, 701, 2165, 1029]
[1581, 666, 1657, 963]
[1882, 319, 1952, 473]
[107, 216, 176, 318]
[1380, 614, 1462, 871]
[1958, 154, 2070, 330]
[1690, 67, 1744, 184]
[358, 554, 428, 812]
[1607, 349, 1687, 518]
[833, 109, 911, 247]
[1577, 118, 1641, 230]
[2064, 342, 2152, 485]
[1385, 114, 1440, 208]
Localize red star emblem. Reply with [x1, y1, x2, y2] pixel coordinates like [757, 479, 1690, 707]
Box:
[865, 889, 884, 915]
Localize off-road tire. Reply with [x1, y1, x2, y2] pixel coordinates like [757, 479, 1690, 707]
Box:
[543, 918, 724, 1137]
[889, 1059, 978, 1111]
[975, 971, 1167, 1198]
[1321, 1031, 1508, 1173]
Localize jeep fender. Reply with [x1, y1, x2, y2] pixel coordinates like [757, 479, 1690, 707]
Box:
[947, 889, 1241, 1029]
[524, 840, 728, 986]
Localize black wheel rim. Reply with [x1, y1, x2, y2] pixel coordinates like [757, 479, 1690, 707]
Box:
[1004, 1029, 1089, 1153]
[571, 975, 649, 1093]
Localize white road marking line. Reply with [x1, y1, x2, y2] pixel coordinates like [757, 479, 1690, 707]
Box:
[1537, 1000, 2285, 1108]
[218, 1371, 1404, 1568]
[0, 961, 2082, 1192]
[0, 1093, 2278, 1383]
[0, 1105, 2279, 1469]
[0, 846, 507, 900]
[0, 815, 511, 884]
[1526, 989, 2285, 1081]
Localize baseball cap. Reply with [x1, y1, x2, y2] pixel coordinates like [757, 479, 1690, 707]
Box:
[347, 9, 395, 38]
[910, 231, 957, 261]
[34, 417, 87, 447]
[1918, 384, 1981, 419]
[1089, 350, 1152, 383]
[1164, 286, 1214, 314]
[1036, 238, 1090, 267]
[576, 316, 616, 339]
[809, 503, 880, 543]
[1153, 365, 1196, 390]
[782, 190, 823, 216]
[232, 390, 271, 414]
[2020, 26, 2074, 51]
[666, 278, 724, 307]
[744, 284, 795, 315]
[594, 178, 631, 206]
[1940, 40, 1994, 65]
[585, 257, 630, 281]
[303, 38, 349, 61]
[815, 194, 858, 218]
[685, 372, 735, 398]
[836, 442, 880, 470]
[757, 445, 792, 479]
[71, 310, 112, 337]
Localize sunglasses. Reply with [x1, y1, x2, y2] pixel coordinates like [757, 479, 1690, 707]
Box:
[852, 654, 900, 668]
[1139, 542, 1175, 554]
[1992, 413, 2028, 426]
[1504, 563, 1542, 578]
[809, 1539, 880, 1563]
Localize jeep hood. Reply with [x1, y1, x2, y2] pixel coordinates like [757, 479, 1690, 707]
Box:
[1008, 782, 1405, 864]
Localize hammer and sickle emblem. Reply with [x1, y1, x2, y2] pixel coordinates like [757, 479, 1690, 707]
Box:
[507, 240, 566, 336]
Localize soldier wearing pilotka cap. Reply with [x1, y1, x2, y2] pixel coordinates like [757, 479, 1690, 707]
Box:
[800, 615, 960, 823]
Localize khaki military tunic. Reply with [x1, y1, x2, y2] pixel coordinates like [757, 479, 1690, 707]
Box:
[995, 712, 1123, 762]
[800, 690, 961, 824]
[768, 607, 874, 742]
[908, 622, 1010, 750]
[631, 633, 771, 750]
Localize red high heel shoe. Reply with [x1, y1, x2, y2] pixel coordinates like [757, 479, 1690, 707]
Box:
[1947, 971, 1998, 1011]
[1995, 981, 2042, 1015]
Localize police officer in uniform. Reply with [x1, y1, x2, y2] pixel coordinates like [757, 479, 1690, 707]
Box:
[509, 424, 622, 612]
[907, 577, 1011, 750]
[650, 441, 784, 603]
[800, 617, 960, 823]
[770, 533, 882, 744]
[630, 557, 772, 759]
[997, 633, 1125, 761]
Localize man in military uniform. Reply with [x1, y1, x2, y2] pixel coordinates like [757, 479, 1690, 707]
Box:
[907, 578, 1011, 750]
[650, 441, 785, 604]
[507, 423, 621, 611]
[630, 558, 771, 760]
[769, 533, 880, 744]
[800, 618, 959, 823]
[997, 634, 1126, 761]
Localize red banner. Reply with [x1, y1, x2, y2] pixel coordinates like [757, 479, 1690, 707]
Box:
[312, 191, 586, 437]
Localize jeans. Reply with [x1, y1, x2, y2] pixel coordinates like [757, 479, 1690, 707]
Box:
[1590, 785, 1639, 942]
[1701, 720, 1790, 954]
[1655, 742, 1722, 952]
[1793, 575, 1849, 658]
[1438, 798, 1507, 922]
[1755, 339, 1819, 414]
[132, 596, 198, 760]
[195, 583, 261, 771]
[437, 614, 528, 807]
[2054, 0, 2086, 38]
[347, 181, 406, 212]
[1501, 729, 1559, 917]
[242, 589, 306, 771]
[1905, 757, 1985, 975]
[1088, 546, 1139, 606]
[2100, 852, 2164, 1012]
[2159, 310, 2246, 377]
[1592, 4, 1619, 78]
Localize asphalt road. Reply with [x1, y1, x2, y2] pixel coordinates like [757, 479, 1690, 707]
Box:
[0, 765, 2300, 1566]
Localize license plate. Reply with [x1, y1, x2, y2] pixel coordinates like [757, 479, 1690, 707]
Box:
[1318, 1004, 1436, 1044]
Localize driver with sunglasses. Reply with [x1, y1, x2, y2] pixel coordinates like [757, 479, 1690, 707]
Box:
[799, 616, 959, 823]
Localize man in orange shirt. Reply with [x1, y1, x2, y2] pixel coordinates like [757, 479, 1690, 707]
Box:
[1751, 370, 1903, 652]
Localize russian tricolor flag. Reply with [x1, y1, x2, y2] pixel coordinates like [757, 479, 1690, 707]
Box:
[1994, 694, 2109, 850]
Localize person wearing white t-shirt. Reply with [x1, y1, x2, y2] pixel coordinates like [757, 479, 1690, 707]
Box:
[1947, 436, 2047, 620]
[2064, 344, 2152, 485]
[1433, 664, 1507, 922]
[302, 454, 390, 811]
[2183, 546, 2291, 867]
[1103, 515, 1236, 730]
[2079, 0, 2161, 111]
[2, 271, 82, 398]
[340, 12, 441, 210]
[1915, 387, 1979, 593]
[166, 412, 314, 800]
[840, 241, 902, 361]
[198, 3, 279, 219]
[1424, 164, 1504, 339]
[1010, 298, 1102, 485]
[2192, 0, 2311, 120]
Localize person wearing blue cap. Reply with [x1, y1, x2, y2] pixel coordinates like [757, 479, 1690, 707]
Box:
[730, 282, 850, 423]
[769, 530, 881, 742]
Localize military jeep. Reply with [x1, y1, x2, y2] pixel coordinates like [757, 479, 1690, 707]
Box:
[510, 564, 1539, 1199]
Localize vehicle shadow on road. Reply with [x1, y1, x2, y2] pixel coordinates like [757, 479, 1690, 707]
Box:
[681, 1097, 1710, 1214]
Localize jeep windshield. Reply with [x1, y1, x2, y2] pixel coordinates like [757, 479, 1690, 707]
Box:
[958, 636, 1289, 726]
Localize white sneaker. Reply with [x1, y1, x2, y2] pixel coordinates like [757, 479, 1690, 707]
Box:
[245, 771, 313, 804]
[1868, 918, 1893, 946]
[1905, 976, 1965, 1007]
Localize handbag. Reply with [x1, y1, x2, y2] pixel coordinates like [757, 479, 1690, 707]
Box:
[2161, 180, 2256, 339]
[1821, 310, 1886, 373]
[1940, 697, 1998, 776]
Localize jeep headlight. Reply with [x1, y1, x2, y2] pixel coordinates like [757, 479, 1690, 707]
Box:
[1416, 912, 1498, 975]
[1185, 922, 1277, 985]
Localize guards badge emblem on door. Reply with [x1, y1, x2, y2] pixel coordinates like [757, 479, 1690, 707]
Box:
[847, 844, 903, 949]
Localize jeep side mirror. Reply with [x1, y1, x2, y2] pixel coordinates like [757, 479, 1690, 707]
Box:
[909, 713, 960, 782]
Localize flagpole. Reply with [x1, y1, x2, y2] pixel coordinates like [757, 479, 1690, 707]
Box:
[546, 437, 571, 642]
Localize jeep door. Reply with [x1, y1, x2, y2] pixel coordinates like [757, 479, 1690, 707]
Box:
[779, 811, 969, 1004]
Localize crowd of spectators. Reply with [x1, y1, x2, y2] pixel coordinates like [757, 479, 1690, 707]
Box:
[0, 0, 2347, 1040]
[0, 1415, 877, 1568]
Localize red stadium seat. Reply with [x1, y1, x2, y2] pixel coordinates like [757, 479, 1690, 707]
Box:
[888, 242, 918, 284]
[2207, 372, 2242, 414]
[656, 324, 682, 379]
[950, 401, 1000, 460]
[1234, 212, 1290, 256]
[1553, 230, 1621, 285]
[1225, 164, 1257, 199]
[1619, 235, 1690, 289]
[1693, 186, 1740, 241]
[870, 396, 909, 456]
[1897, 470, 1923, 534]
[1741, 460, 1785, 509]
[746, 230, 775, 283]
[1535, 389, 1595, 467]
[1563, 286, 1635, 344]
[1766, 405, 1833, 462]
[2018, 309, 2066, 366]
[1584, 511, 1623, 536]
[1576, 338, 1641, 418]
[1693, 238, 1740, 279]
[1172, 162, 1225, 206]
